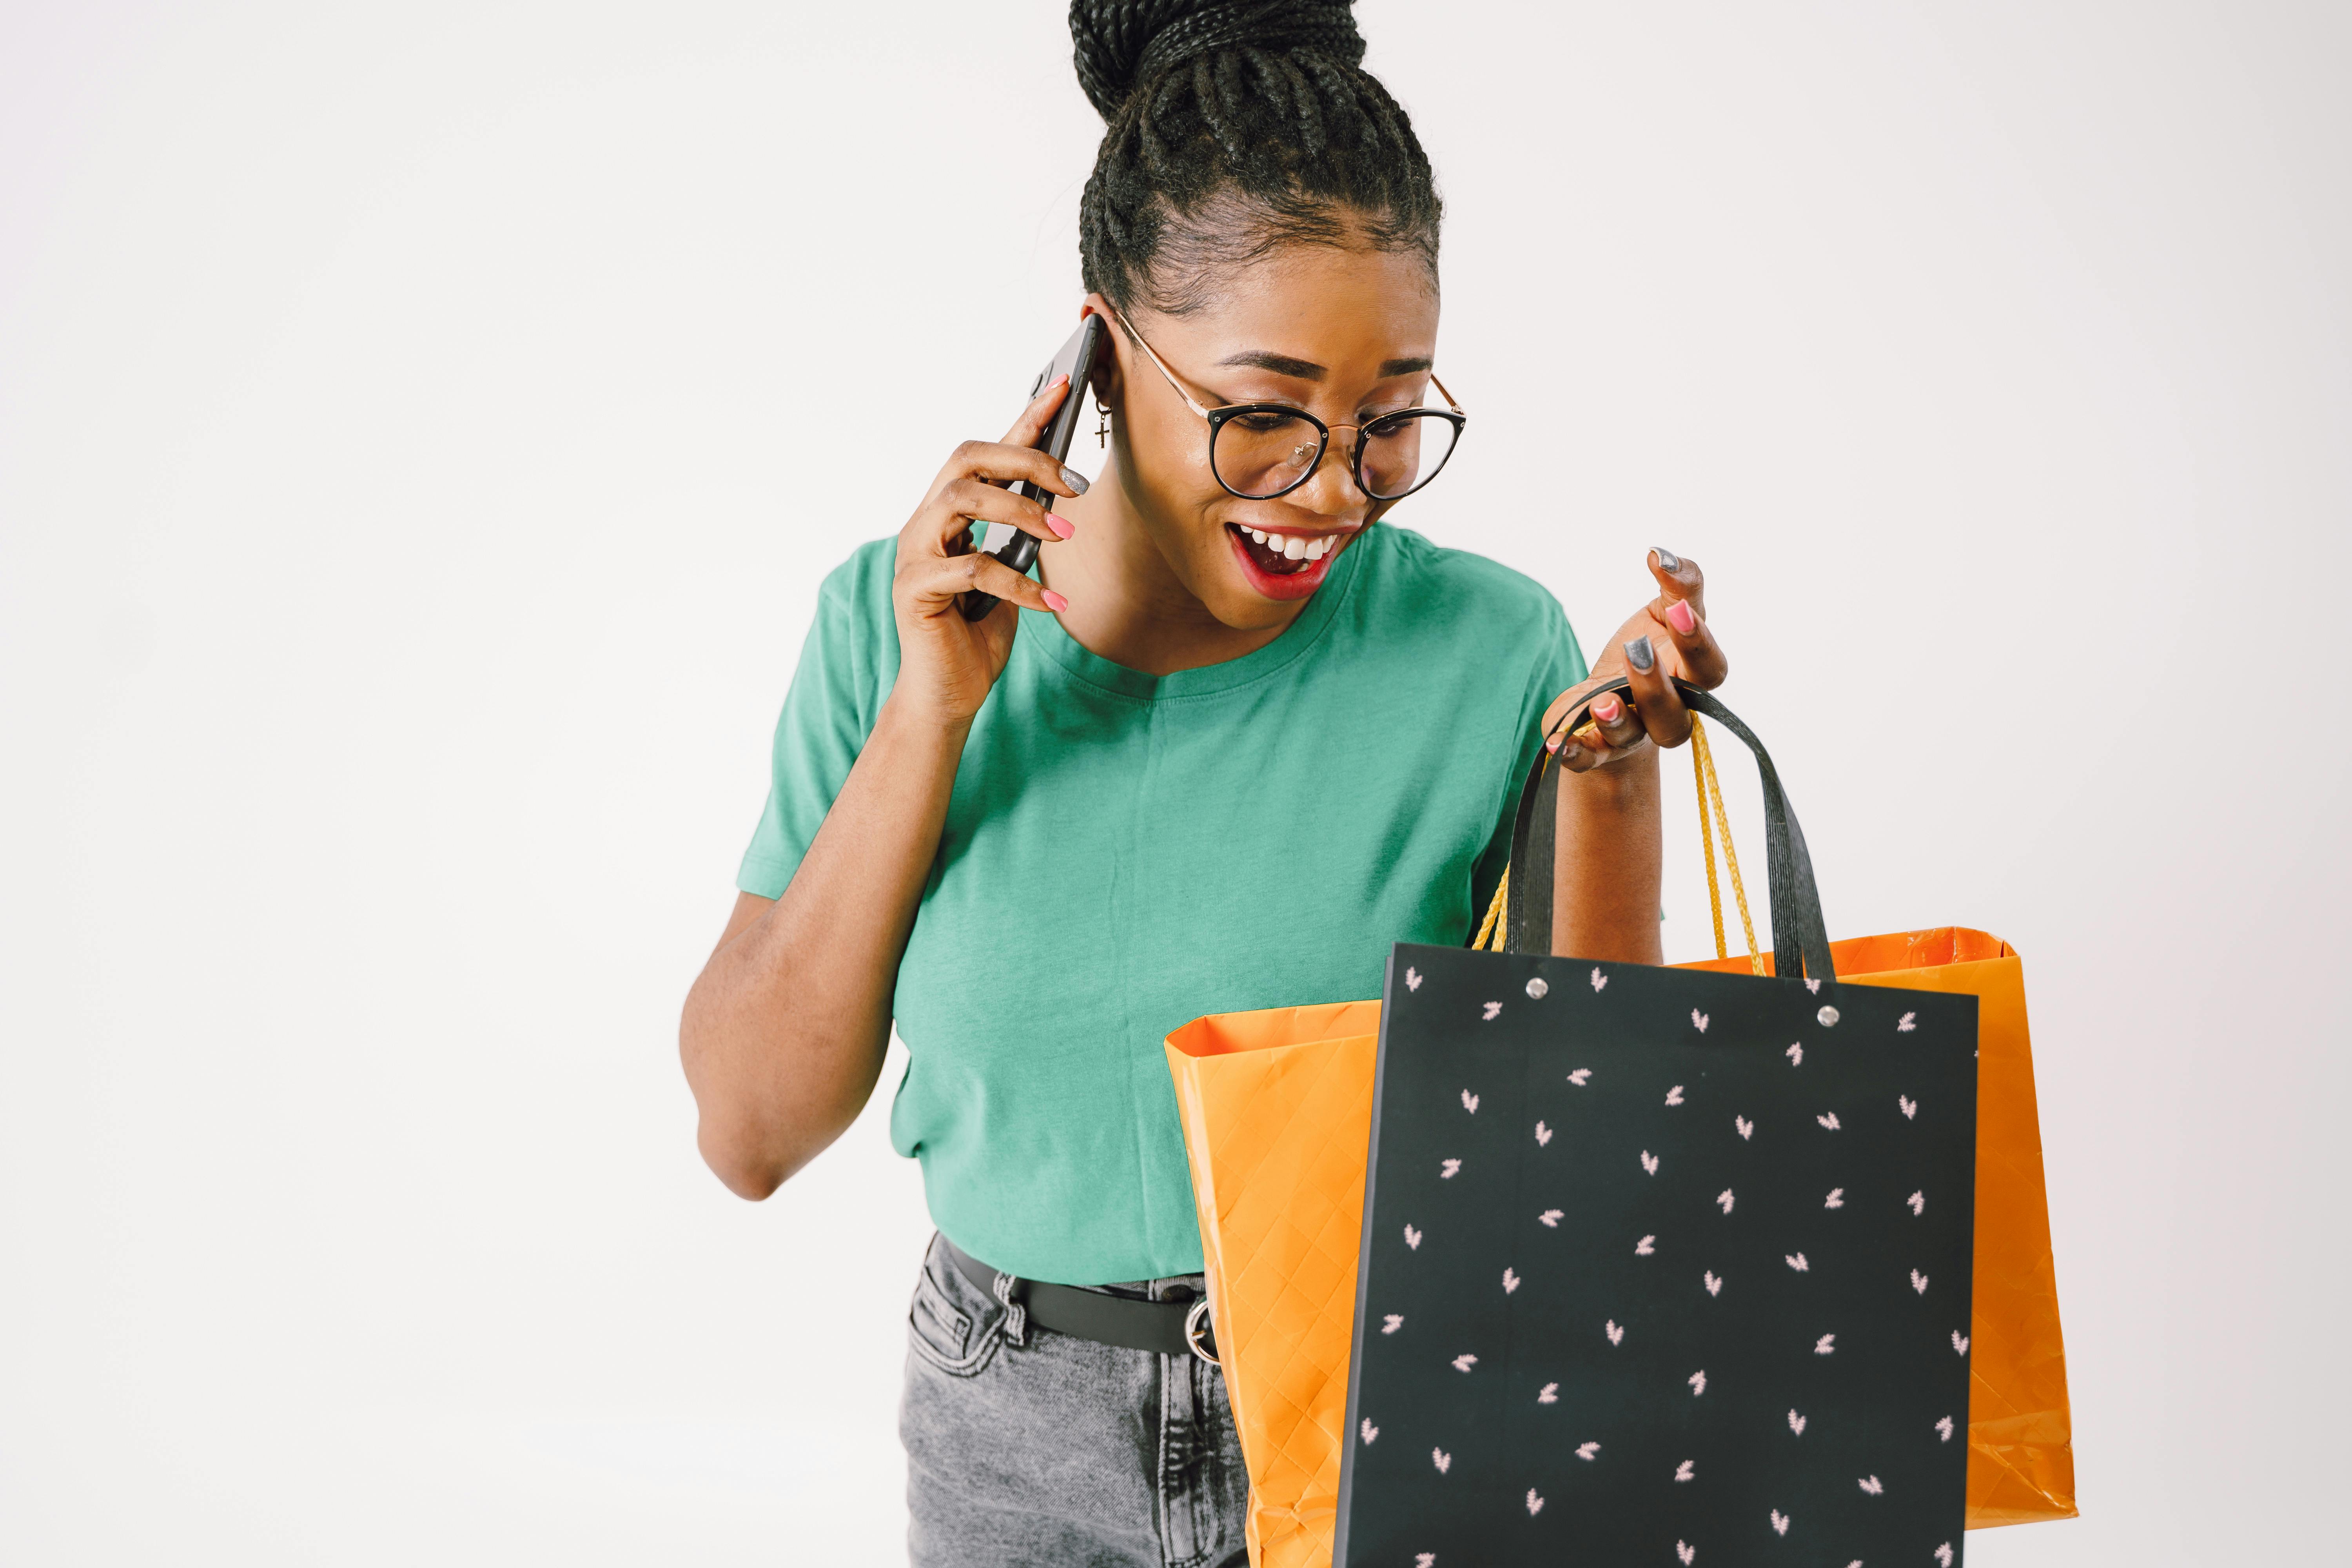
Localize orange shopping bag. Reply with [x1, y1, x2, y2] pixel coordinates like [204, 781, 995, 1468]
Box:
[1165, 693, 2075, 1566]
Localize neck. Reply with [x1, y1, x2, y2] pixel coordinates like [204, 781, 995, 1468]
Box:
[1037, 453, 1308, 677]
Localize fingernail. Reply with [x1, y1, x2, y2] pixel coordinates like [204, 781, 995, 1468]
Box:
[1046, 514, 1076, 540]
[1593, 693, 1623, 724]
[1546, 735, 1561, 753]
[1623, 635, 1655, 674]
[1653, 548, 1681, 572]
[1059, 466, 1090, 495]
[1665, 599, 1697, 636]
[1040, 589, 1070, 613]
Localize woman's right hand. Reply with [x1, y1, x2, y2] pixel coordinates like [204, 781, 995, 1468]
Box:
[891, 374, 1087, 726]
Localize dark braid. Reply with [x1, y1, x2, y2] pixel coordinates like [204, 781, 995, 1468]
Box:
[1071, 0, 1442, 317]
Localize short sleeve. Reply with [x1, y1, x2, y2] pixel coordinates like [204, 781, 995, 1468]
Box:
[735, 543, 899, 899]
[1468, 598, 1588, 929]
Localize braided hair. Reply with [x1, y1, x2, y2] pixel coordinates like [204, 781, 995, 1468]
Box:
[1071, 0, 1442, 318]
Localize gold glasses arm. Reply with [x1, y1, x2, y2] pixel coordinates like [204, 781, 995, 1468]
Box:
[1109, 309, 1218, 420]
[1428, 372, 1465, 417]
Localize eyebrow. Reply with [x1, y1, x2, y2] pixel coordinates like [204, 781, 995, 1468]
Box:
[1211, 351, 1436, 381]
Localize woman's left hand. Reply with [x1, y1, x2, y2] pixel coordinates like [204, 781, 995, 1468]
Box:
[1540, 548, 1729, 772]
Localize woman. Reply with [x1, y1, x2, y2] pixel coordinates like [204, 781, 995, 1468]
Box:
[679, 2, 1728, 1562]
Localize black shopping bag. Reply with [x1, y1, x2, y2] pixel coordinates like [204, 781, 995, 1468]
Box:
[1335, 683, 1980, 1568]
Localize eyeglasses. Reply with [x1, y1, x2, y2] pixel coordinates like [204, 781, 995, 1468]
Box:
[1113, 312, 1466, 503]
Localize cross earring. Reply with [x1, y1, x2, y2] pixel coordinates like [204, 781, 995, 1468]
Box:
[1096, 397, 1113, 449]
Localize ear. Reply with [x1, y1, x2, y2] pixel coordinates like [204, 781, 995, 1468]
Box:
[1081, 292, 1127, 405]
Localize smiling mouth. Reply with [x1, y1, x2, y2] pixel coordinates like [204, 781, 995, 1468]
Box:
[1227, 523, 1345, 575]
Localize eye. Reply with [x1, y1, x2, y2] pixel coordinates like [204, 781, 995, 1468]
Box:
[1230, 410, 1302, 432]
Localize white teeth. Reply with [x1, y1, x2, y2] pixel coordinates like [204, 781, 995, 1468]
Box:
[1282, 534, 1306, 559]
[1305, 537, 1327, 560]
[1248, 527, 1268, 543]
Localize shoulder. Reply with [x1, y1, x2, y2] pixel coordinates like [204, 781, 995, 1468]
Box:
[1349, 524, 1573, 643]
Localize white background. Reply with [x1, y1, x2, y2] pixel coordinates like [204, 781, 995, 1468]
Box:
[4, 2, 2346, 1562]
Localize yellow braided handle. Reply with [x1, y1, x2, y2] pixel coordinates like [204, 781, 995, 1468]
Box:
[1471, 714, 1760, 973]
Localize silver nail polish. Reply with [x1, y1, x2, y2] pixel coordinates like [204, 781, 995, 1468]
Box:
[1653, 548, 1681, 572]
[1623, 635, 1655, 674]
[1060, 466, 1090, 495]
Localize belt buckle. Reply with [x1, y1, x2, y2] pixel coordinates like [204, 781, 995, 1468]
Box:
[1182, 1297, 1218, 1366]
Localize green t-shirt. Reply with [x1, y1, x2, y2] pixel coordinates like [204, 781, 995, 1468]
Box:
[738, 524, 1586, 1284]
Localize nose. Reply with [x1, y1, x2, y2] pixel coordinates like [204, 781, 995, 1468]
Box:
[1288, 426, 1370, 518]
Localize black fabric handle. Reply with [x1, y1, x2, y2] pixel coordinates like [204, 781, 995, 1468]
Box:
[1502, 678, 1837, 983]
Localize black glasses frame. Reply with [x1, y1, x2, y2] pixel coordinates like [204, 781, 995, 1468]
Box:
[1116, 309, 1469, 503]
[1201, 403, 1469, 503]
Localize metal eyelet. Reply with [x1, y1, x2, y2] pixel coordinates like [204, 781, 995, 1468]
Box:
[1183, 1298, 1219, 1366]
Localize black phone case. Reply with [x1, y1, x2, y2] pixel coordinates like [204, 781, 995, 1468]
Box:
[958, 314, 1105, 621]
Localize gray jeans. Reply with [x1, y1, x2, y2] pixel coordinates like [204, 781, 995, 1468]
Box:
[900, 1233, 1251, 1568]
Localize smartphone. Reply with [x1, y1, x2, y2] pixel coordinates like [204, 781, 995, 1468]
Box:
[958, 313, 1107, 621]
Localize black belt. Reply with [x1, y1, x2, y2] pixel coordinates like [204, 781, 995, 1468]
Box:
[940, 1236, 1218, 1364]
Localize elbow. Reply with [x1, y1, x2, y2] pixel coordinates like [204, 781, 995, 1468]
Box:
[698, 1118, 788, 1201]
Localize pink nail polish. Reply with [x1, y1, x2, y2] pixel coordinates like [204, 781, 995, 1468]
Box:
[1040, 589, 1070, 613]
[1665, 599, 1697, 636]
[1047, 515, 1076, 540]
[1593, 694, 1622, 724]
[1546, 735, 1561, 753]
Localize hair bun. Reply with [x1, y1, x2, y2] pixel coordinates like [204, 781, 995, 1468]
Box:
[1069, 0, 1366, 120]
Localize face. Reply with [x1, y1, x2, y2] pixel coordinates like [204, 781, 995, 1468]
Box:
[1092, 242, 1443, 631]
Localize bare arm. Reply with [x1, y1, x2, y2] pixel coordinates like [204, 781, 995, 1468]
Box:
[680, 697, 975, 1198]
[679, 377, 1085, 1199]
[1541, 550, 1728, 965]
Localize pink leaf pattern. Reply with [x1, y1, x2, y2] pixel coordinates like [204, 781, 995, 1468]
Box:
[1899, 1095, 1918, 1119]
[1735, 1115, 1754, 1139]
[1664, 1085, 1686, 1106]
[1785, 1252, 1809, 1272]
[1567, 1069, 1593, 1087]
[1911, 1270, 1930, 1295]
[1952, 1331, 1970, 1356]
[1431, 1448, 1450, 1474]
[1460, 1090, 1480, 1114]
[1936, 1416, 1955, 1443]
[1453, 1354, 1478, 1372]
[1589, 966, 1608, 993]
[1673, 1459, 1695, 1482]
[1898, 1011, 1917, 1033]
[1502, 1268, 1521, 1295]
[1688, 1370, 1708, 1395]
[1538, 1209, 1563, 1228]
[1824, 1188, 1844, 1209]
[1577, 1441, 1601, 1461]
[1788, 1409, 1807, 1435]
[1382, 1314, 1404, 1334]
[1815, 1334, 1837, 1355]
[1771, 1508, 1791, 1535]
[1635, 1235, 1657, 1256]
[1404, 1225, 1422, 1250]
[1677, 1541, 1696, 1566]
[1717, 1189, 1736, 1214]
[1857, 1475, 1884, 1495]
[1605, 1319, 1625, 1346]
[1691, 1009, 1710, 1033]
[1360, 1418, 1378, 1443]
[1482, 1002, 1502, 1021]
[1405, 966, 1422, 991]
[1909, 1191, 1927, 1216]
[1439, 1158, 1461, 1179]
[1786, 1042, 1804, 1066]
[1526, 1488, 1545, 1517]
[1817, 1112, 1842, 1131]
[1704, 1271, 1723, 1296]
[1538, 1382, 1559, 1404]
[1534, 1121, 1553, 1146]
[1641, 1151, 1660, 1176]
